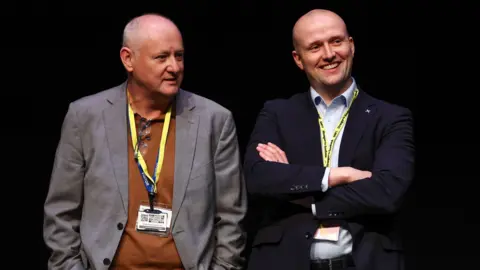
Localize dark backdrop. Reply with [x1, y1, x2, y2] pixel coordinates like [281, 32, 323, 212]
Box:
[3, 1, 476, 269]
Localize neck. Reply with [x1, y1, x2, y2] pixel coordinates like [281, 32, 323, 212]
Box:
[313, 78, 353, 105]
[127, 80, 173, 119]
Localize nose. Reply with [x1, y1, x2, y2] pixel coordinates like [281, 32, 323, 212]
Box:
[167, 56, 181, 73]
[322, 44, 335, 61]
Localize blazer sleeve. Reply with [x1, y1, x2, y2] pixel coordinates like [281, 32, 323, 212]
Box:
[243, 101, 326, 199]
[43, 103, 87, 270]
[211, 112, 247, 270]
[314, 107, 415, 219]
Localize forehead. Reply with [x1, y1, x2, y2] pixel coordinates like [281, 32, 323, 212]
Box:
[138, 26, 184, 52]
[296, 16, 347, 45]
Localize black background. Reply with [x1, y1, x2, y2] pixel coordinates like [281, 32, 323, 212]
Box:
[3, 1, 477, 269]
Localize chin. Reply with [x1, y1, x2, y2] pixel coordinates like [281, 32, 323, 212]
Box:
[320, 78, 342, 87]
[321, 73, 348, 86]
[157, 87, 180, 97]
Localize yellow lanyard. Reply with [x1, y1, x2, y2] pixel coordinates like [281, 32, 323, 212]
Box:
[318, 89, 358, 167]
[127, 91, 172, 194]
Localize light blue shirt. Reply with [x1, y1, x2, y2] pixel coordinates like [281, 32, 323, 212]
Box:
[310, 78, 356, 260]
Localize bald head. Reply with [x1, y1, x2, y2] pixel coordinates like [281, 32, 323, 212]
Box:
[292, 9, 349, 50]
[122, 14, 182, 51]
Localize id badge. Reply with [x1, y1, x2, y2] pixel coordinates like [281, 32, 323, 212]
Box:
[314, 226, 340, 241]
[135, 202, 172, 237]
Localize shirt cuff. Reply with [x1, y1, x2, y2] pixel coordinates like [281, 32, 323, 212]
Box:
[321, 167, 331, 192]
[312, 167, 331, 216]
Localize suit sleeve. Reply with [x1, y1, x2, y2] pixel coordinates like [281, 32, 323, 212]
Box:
[314, 108, 415, 219]
[43, 103, 87, 270]
[211, 112, 247, 270]
[243, 101, 326, 199]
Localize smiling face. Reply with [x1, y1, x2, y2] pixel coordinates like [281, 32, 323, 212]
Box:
[292, 10, 355, 92]
[121, 16, 184, 97]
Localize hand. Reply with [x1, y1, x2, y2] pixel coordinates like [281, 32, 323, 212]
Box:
[346, 167, 372, 183]
[329, 167, 372, 187]
[256, 142, 289, 164]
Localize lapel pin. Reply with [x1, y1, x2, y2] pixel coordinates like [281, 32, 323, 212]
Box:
[365, 109, 370, 114]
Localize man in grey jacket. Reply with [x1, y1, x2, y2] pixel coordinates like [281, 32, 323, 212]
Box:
[43, 13, 246, 270]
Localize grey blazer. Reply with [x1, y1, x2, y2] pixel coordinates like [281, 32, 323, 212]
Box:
[43, 82, 247, 270]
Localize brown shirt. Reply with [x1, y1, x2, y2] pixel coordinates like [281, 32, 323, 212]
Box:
[111, 106, 184, 270]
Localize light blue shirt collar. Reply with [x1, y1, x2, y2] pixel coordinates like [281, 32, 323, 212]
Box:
[310, 78, 357, 108]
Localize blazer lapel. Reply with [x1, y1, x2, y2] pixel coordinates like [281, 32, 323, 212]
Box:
[302, 92, 325, 166]
[103, 82, 129, 214]
[338, 89, 376, 166]
[172, 90, 198, 228]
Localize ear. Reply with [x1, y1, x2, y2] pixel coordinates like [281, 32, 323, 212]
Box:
[120, 47, 135, 72]
[292, 50, 304, 70]
[348, 36, 355, 57]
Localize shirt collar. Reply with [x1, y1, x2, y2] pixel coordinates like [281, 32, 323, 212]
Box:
[310, 77, 357, 108]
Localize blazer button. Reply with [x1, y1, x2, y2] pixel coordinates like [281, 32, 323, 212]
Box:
[305, 232, 312, 239]
[103, 258, 111, 265]
[117, 223, 124, 230]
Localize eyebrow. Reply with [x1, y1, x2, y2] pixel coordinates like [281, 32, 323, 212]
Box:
[306, 34, 347, 47]
[156, 49, 184, 55]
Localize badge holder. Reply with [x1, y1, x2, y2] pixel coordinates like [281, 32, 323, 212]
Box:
[314, 225, 340, 242]
[135, 199, 172, 237]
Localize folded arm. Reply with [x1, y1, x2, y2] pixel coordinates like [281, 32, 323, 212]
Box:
[43, 103, 86, 270]
[243, 102, 327, 198]
[246, 102, 414, 219]
[313, 108, 415, 219]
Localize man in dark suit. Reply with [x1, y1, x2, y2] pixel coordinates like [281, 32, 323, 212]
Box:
[243, 9, 414, 270]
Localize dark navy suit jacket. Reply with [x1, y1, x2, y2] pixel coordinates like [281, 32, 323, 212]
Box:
[243, 88, 414, 270]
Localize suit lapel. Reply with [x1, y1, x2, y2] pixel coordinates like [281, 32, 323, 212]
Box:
[172, 90, 198, 228]
[103, 83, 129, 214]
[338, 90, 376, 166]
[302, 92, 325, 166]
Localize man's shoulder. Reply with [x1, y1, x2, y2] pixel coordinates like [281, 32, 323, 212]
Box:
[261, 92, 309, 112]
[363, 91, 412, 116]
[69, 82, 125, 112]
[180, 89, 236, 132]
[182, 89, 232, 117]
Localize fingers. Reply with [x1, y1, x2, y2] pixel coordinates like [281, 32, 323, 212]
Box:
[267, 143, 289, 163]
[257, 143, 282, 162]
[256, 143, 289, 164]
[357, 170, 372, 179]
[259, 151, 275, 162]
[349, 168, 372, 182]
[256, 144, 275, 161]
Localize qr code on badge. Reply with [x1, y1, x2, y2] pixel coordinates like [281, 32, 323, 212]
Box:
[140, 213, 148, 222]
[148, 214, 165, 224]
